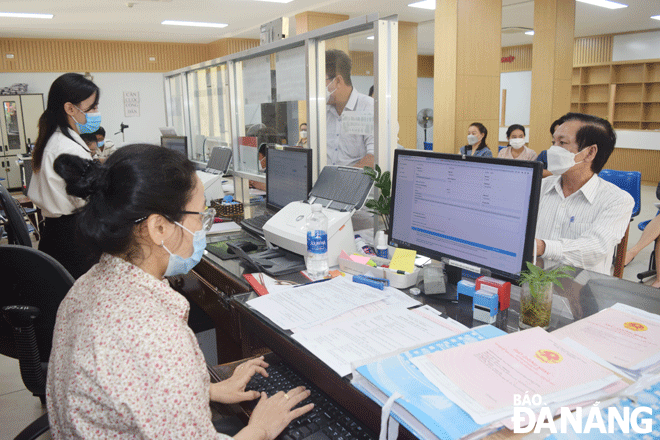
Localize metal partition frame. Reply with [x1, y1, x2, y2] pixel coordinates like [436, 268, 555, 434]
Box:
[164, 14, 398, 202]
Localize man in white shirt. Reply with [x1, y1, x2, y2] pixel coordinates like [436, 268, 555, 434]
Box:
[326, 49, 374, 168]
[535, 113, 634, 275]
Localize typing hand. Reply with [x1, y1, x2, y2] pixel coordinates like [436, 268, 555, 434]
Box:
[237, 387, 313, 440]
[210, 356, 269, 404]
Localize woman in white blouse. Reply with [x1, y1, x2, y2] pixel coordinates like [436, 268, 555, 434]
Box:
[497, 124, 538, 161]
[28, 73, 100, 278]
[48, 144, 313, 439]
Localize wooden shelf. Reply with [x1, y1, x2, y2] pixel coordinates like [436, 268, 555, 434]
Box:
[573, 60, 660, 131]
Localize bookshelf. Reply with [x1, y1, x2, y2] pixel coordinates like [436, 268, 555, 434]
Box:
[571, 60, 660, 130]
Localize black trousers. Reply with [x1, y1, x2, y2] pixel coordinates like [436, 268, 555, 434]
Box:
[38, 214, 98, 279]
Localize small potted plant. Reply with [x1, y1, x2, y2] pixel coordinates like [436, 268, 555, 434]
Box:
[363, 165, 391, 233]
[518, 262, 574, 330]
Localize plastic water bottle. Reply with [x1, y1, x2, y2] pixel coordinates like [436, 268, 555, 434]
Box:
[306, 203, 329, 279]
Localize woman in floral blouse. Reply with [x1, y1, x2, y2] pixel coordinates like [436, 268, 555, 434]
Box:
[47, 144, 312, 439]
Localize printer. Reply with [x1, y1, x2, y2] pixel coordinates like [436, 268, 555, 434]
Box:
[196, 146, 232, 204]
[263, 166, 374, 266]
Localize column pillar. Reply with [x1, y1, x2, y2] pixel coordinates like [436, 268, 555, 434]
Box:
[434, 0, 502, 154]
[398, 21, 418, 150]
[529, 0, 575, 151]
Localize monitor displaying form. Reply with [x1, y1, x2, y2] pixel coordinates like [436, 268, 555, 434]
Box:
[161, 136, 188, 158]
[389, 150, 542, 282]
[266, 146, 312, 211]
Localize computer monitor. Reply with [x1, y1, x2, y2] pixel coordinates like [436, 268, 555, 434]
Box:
[266, 146, 312, 212]
[161, 136, 188, 157]
[389, 150, 543, 283]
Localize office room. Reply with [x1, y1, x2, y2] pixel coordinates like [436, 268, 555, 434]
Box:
[2, 0, 660, 439]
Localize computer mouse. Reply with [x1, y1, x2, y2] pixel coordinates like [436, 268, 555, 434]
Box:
[229, 240, 259, 253]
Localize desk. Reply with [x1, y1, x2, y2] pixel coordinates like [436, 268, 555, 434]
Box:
[177, 243, 660, 440]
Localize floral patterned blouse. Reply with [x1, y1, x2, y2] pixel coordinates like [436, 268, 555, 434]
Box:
[46, 254, 232, 439]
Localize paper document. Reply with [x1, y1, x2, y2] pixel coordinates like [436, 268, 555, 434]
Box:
[246, 276, 384, 330]
[552, 303, 660, 375]
[207, 221, 241, 235]
[291, 286, 421, 333]
[291, 306, 467, 377]
[411, 327, 623, 425]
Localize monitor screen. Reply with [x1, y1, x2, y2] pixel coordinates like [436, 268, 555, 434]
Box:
[266, 146, 312, 211]
[161, 136, 188, 157]
[389, 150, 542, 283]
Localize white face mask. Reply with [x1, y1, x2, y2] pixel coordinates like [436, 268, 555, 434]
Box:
[546, 145, 584, 175]
[326, 78, 337, 102]
[300, 130, 307, 139]
[467, 134, 480, 146]
[509, 138, 526, 149]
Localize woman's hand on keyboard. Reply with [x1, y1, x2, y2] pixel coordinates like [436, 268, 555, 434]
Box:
[210, 356, 269, 404]
[237, 386, 314, 440]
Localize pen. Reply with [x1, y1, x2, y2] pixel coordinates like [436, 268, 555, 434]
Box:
[294, 278, 332, 288]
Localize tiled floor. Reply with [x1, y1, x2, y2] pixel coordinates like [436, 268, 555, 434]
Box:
[1, 184, 658, 439]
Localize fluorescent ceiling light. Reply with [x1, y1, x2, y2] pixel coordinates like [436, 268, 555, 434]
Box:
[576, 0, 628, 10]
[525, 30, 534, 35]
[162, 20, 227, 28]
[652, 15, 660, 21]
[367, 36, 374, 40]
[252, 0, 293, 3]
[408, 0, 435, 10]
[0, 12, 53, 19]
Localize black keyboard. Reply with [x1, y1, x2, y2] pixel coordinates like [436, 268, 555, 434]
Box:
[244, 361, 378, 440]
[240, 213, 273, 237]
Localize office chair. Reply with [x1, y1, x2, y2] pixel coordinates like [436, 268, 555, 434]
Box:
[1, 245, 75, 439]
[637, 181, 660, 283]
[597, 169, 641, 278]
[0, 181, 32, 246]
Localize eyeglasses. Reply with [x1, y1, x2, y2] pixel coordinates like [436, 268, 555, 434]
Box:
[180, 207, 216, 231]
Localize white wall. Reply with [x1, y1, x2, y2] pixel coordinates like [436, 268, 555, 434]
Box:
[499, 71, 532, 127]
[417, 77, 433, 150]
[613, 30, 660, 62]
[0, 72, 166, 146]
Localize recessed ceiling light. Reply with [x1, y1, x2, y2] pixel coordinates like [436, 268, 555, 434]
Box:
[525, 30, 534, 35]
[0, 12, 53, 19]
[162, 20, 228, 28]
[576, 0, 628, 10]
[652, 15, 660, 21]
[367, 36, 374, 40]
[408, 0, 435, 10]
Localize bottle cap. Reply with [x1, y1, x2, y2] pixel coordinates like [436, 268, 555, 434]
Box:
[311, 203, 322, 212]
[410, 287, 421, 296]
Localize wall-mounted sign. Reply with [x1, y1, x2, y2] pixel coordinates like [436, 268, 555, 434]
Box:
[501, 56, 516, 63]
[123, 91, 140, 117]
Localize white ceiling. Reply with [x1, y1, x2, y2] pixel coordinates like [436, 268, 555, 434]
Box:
[0, 0, 659, 56]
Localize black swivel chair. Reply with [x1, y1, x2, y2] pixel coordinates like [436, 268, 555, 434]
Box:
[1, 245, 75, 439]
[0, 181, 32, 246]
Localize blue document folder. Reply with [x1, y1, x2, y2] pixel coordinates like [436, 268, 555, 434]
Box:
[352, 325, 506, 440]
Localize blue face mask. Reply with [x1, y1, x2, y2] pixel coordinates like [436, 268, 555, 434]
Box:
[73, 105, 102, 134]
[162, 222, 207, 277]
[97, 140, 105, 148]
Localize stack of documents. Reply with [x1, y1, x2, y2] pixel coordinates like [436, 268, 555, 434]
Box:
[551, 303, 660, 378]
[247, 276, 467, 377]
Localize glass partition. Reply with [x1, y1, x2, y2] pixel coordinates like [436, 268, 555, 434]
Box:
[164, 14, 396, 204]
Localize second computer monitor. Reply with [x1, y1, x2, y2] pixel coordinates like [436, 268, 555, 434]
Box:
[266, 146, 312, 211]
[161, 136, 188, 158]
[389, 150, 543, 283]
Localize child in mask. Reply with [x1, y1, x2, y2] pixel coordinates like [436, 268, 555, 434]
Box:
[48, 144, 313, 439]
[498, 124, 537, 160]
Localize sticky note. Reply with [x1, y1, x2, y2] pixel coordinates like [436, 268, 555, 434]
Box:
[366, 259, 377, 267]
[350, 254, 371, 265]
[389, 248, 416, 274]
[339, 250, 351, 260]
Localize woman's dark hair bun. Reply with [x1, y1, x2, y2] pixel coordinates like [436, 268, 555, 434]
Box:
[54, 154, 106, 199]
